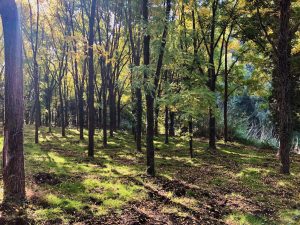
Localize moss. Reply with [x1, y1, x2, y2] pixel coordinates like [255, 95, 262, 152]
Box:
[279, 210, 300, 225]
[225, 212, 270, 225]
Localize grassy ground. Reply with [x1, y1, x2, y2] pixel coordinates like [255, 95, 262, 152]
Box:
[1, 126, 300, 225]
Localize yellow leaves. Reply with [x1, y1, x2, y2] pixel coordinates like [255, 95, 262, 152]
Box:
[199, 7, 210, 18]
[237, 0, 247, 9]
[292, 32, 300, 55]
[228, 39, 241, 52]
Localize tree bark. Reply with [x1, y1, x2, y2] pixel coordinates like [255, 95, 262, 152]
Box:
[58, 81, 65, 137]
[102, 81, 108, 147]
[189, 119, 193, 158]
[109, 81, 116, 137]
[87, 0, 97, 158]
[208, 1, 218, 151]
[153, 0, 172, 137]
[277, 0, 292, 174]
[1, 1, 26, 203]
[224, 35, 229, 143]
[28, 0, 40, 144]
[165, 106, 169, 144]
[127, 0, 142, 152]
[143, 0, 155, 176]
[169, 111, 175, 136]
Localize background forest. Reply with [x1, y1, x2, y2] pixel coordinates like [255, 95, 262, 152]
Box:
[0, 0, 300, 224]
[0, 0, 296, 151]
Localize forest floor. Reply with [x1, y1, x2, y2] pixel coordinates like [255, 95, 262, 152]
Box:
[0, 126, 300, 225]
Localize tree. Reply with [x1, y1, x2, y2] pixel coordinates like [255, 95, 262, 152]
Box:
[153, 0, 172, 137]
[27, 0, 40, 144]
[127, 0, 143, 152]
[142, 0, 155, 176]
[277, 0, 292, 174]
[0, 0, 26, 203]
[88, 0, 97, 158]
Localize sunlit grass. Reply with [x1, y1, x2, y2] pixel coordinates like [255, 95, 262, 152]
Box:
[0, 125, 300, 224]
[279, 209, 300, 225]
[225, 212, 269, 225]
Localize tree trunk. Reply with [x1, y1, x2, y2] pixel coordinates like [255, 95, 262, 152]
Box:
[208, 1, 218, 151]
[47, 98, 52, 133]
[78, 89, 84, 140]
[1, 1, 26, 203]
[99, 106, 102, 129]
[169, 111, 175, 136]
[117, 96, 121, 129]
[109, 82, 115, 137]
[34, 63, 40, 144]
[153, 0, 171, 137]
[154, 105, 159, 136]
[165, 106, 169, 144]
[87, 0, 97, 158]
[102, 85, 108, 147]
[189, 119, 193, 158]
[127, 0, 142, 152]
[277, 0, 292, 174]
[143, 0, 155, 176]
[59, 81, 65, 137]
[64, 81, 69, 128]
[28, 0, 40, 144]
[136, 88, 142, 151]
[224, 38, 229, 143]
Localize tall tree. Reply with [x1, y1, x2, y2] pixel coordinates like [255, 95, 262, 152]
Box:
[28, 0, 40, 144]
[88, 0, 97, 158]
[277, 0, 292, 174]
[0, 0, 26, 203]
[127, 0, 142, 152]
[142, 0, 155, 176]
[153, 0, 172, 137]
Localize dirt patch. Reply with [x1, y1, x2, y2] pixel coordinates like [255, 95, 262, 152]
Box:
[0, 204, 34, 225]
[161, 179, 187, 197]
[79, 200, 199, 225]
[33, 172, 61, 185]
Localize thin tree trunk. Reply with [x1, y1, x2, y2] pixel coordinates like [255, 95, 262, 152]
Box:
[99, 106, 102, 129]
[47, 99, 51, 133]
[59, 82, 65, 137]
[189, 119, 193, 158]
[102, 84, 108, 147]
[208, 1, 218, 151]
[153, 0, 172, 138]
[224, 37, 229, 143]
[169, 111, 175, 136]
[143, 0, 155, 176]
[165, 106, 169, 144]
[87, 0, 97, 158]
[78, 89, 84, 140]
[127, 0, 142, 152]
[154, 105, 159, 136]
[117, 96, 121, 129]
[136, 88, 142, 151]
[109, 83, 115, 137]
[28, 0, 40, 144]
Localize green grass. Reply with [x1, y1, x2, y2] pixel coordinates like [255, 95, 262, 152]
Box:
[0, 125, 300, 224]
[225, 212, 269, 225]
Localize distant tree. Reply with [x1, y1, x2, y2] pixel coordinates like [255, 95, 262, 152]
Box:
[126, 0, 143, 152]
[27, 0, 40, 144]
